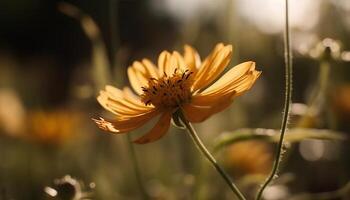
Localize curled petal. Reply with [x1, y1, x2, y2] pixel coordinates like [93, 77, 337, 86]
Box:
[133, 111, 172, 144]
[93, 109, 160, 133]
[93, 117, 120, 132]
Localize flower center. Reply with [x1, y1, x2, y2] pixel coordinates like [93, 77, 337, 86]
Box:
[141, 68, 194, 108]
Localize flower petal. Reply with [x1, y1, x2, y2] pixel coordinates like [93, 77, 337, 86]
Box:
[182, 99, 232, 123]
[191, 91, 237, 106]
[97, 92, 145, 116]
[158, 51, 171, 76]
[93, 117, 120, 132]
[92, 108, 160, 133]
[202, 62, 261, 96]
[183, 45, 200, 72]
[170, 51, 187, 72]
[192, 44, 232, 92]
[194, 43, 224, 78]
[106, 85, 148, 108]
[98, 86, 152, 117]
[132, 60, 159, 80]
[142, 59, 159, 78]
[133, 111, 172, 144]
[127, 67, 145, 95]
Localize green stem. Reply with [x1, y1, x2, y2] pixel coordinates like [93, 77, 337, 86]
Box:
[125, 135, 149, 200]
[108, 1, 147, 198]
[255, 0, 292, 199]
[178, 111, 246, 200]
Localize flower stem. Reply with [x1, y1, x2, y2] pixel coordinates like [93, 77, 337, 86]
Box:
[125, 134, 149, 200]
[108, 1, 147, 198]
[178, 111, 246, 200]
[255, 0, 292, 199]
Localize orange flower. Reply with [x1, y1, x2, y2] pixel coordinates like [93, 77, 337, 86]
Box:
[224, 141, 272, 178]
[27, 110, 80, 145]
[93, 43, 261, 144]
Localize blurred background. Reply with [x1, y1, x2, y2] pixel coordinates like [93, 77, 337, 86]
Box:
[0, 0, 349, 199]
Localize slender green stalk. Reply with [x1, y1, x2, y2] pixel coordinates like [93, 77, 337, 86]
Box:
[255, 0, 292, 199]
[108, 1, 147, 198]
[125, 135, 149, 200]
[178, 111, 246, 200]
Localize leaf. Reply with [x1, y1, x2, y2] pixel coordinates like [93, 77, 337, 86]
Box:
[214, 128, 347, 152]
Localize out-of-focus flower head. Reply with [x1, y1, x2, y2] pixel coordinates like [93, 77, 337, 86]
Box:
[0, 88, 26, 137]
[295, 37, 350, 62]
[26, 109, 80, 145]
[44, 175, 94, 200]
[309, 38, 342, 60]
[224, 141, 273, 178]
[332, 85, 350, 122]
[93, 43, 261, 144]
[0, 88, 81, 145]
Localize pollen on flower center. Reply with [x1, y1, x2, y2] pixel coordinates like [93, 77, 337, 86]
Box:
[141, 68, 194, 108]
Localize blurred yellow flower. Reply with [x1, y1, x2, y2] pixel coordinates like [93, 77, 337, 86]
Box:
[94, 43, 261, 144]
[27, 110, 80, 145]
[224, 141, 272, 177]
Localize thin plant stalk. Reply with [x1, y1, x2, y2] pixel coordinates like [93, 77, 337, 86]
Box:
[255, 0, 293, 199]
[125, 135, 149, 200]
[108, 0, 148, 199]
[178, 111, 246, 200]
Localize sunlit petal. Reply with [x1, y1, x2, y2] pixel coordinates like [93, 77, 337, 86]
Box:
[158, 51, 171, 76]
[202, 61, 260, 95]
[192, 44, 232, 91]
[194, 43, 224, 79]
[97, 92, 145, 116]
[171, 51, 187, 72]
[98, 87, 152, 117]
[183, 45, 200, 72]
[127, 67, 145, 95]
[142, 59, 159, 78]
[93, 108, 160, 133]
[106, 85, 148, 109]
